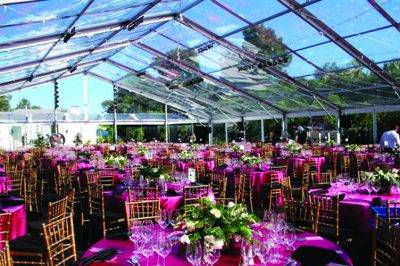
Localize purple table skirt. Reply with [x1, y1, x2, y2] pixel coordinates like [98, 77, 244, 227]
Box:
[81, 231, 352, 266]
[0, 176, 11, 193]
[2, 204, 27, 240]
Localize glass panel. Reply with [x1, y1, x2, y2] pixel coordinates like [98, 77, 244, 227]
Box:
[259, 12, 329, 50]
[78, 50, 118, 64]
[297, 42, 355, 69]
[109, 53, 148, 71]
[307, 0, 389, 36]
[46, 32, 111, 58]
[118, 46, 155, 65]
[0, 17, 75, 44]
[155, 21, 208, 48]
[184, 0, 247, 36]
[346, 27, 400, 63]
[377, 0, 400, 22]
[0, 0, 87, 26]
[87, 0, 151, 13]
[215, 0, 286, 23]
[91, 62, 129, 81]
[109, 23, 160, 42]
[75, 7, 142, 29]
[35, 61, 71, 75]
[146, 0, 199, 16]
[141, 31, 184, 53]
[0, 66, 38, 83]
[0, 43, 54, 68]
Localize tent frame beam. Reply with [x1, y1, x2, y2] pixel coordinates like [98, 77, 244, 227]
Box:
[367, 0, 400, 32]
[177, 15, 340, 110]
[278, 0, 400, 93]
[134, 42, 286, 114]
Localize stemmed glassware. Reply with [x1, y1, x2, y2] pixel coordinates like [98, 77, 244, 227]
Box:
[186, 241, 203, 266]
[253, 241, 271, 266]
[372, 181, 381, 195]
[204, 248, 221, 266]
[154, 234, 173, 266]
[157, 210, 169, 230]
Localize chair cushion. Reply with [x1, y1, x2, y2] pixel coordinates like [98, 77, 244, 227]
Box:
[10, 234, 46, 253]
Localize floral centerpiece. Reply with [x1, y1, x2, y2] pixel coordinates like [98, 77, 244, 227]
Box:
[240, 154, 261, 167]
[286, 141, 302, 155]
[104, 155, 128, 171]
[346, 144, 362, 152]
[364, 167, 400, 194]
[232, 144, 241, 152]
[140, 166, 172, 183]
[76, 150, 93, 161]
[136, 145, 149, 156]
[178, 199, 258, 250]
[178, 150, 194, 161]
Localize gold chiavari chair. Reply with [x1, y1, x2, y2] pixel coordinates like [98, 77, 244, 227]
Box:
[0, 244, 12, 266]
[9, 170, 24, 197]
[125, 200, 160, 228]
[291, 164, 309, 201]
[284, 200, 320, 234]
[210, 172, 227, 199]
[127, 187, 158, 202]
[24, 175, 40, 213]
[183, 185, 210, 207]
[194, 161, 207, 182]
[372, 216, 400, 266]
[4, 164, 17, 175]
[310, 171, 333, 188]
[281, 177, 293, 204]
[234, 172, 253, 212]
[342, 155, 351, 174]
[64, 188, 75, 216]
[0, 213, 11, 249]
[87, 184, 125, 238]
[131, 167, 141, 181]
[215, 198, 235, 207]
[85, 171, 100, 185]
[309, 194, 341, 243]
[386, 200, 400, 224]
[42, 214, 77, 266]
[98, 169, 115, 188]
[270, 166, 288, 176]
[265, 171, 284, 211]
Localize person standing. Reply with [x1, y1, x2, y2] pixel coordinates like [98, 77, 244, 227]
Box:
[380, 125, 400, 153]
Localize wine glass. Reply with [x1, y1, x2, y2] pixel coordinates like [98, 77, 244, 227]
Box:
[204, 248, 221, 266]
[186, 241, 203, 266]
[168, 210, 179, 228]
[155, 235, 173, 266]
[157, 210, 169, 230]
[366, 181, 373, 197]
[253, 241, 271, 266]
[372, 181, 381, 195]
[284, 226, 297, 251]
[141, 238, 155, 266]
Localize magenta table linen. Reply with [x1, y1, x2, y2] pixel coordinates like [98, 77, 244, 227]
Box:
[250, 170, 284, 202]
[81, 232, 352, 266]
[0, 176, 11, 193]
[3, 204, 27, 240]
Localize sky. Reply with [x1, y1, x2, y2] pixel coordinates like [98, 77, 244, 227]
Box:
[9, 74, 113, 113]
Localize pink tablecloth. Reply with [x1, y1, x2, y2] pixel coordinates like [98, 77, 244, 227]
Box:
[2, 204, 26, 240]
[0, 176, 11, 193]
[81, 231, 352, 266]
[250, 170, 285, 202]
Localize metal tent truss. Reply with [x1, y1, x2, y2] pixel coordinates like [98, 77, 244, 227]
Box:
[0, 0, 400, 122]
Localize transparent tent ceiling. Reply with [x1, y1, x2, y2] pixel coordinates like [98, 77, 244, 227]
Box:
[0, 0, 399, 122]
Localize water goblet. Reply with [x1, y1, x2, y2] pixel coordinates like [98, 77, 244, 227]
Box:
[372, 181, 381, 195]
[155, 235, 173, 266]
[141, 239, 155, 266]
[186, 241, 203, 266]
[204, 248, 221, 266]
[253, 241, 271, 266]
[157, 210, 169, 230]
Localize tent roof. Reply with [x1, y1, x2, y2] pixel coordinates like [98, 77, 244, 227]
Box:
[0, 0, 399, 121]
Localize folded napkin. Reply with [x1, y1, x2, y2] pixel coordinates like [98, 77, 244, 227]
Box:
[0, 198, 24, 206]
[105, 232, 129, 240]
[291, 246, 349, 266]
[81, 248, 118, 265]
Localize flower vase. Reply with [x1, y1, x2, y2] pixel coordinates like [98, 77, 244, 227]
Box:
[380, 179, 391, 194]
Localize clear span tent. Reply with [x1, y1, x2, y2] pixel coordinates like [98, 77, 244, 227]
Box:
[1, 0, 400, 125]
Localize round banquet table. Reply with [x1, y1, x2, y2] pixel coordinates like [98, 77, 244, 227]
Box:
[80, 231, 352, 266]
[1, 203, 27, 240]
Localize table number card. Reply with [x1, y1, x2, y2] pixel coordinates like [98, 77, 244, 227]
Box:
[188, 168, 196, 183]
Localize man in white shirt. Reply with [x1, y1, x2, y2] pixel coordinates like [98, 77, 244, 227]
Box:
[380, 125, 400, 152]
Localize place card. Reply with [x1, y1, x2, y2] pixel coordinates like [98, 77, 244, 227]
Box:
[188, 168, 196, 183]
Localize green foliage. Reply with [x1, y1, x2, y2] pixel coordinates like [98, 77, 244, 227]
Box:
[15, 98, 41, 110]
[76, 150, 92, 160]
[32, 133, 49, 148]
[178, 150, 194, 161]
[127, 127, 144, 142]
[178, 199, 258, 247]
[364, 167, 400, 186]
[0, 96, 11, 111]
[240, 154, 261, 166]
[139, 166, 171, 182]
[73, 133, 82, 146]
[96, 125, 114, 143]
[104, 155, 128, 170]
